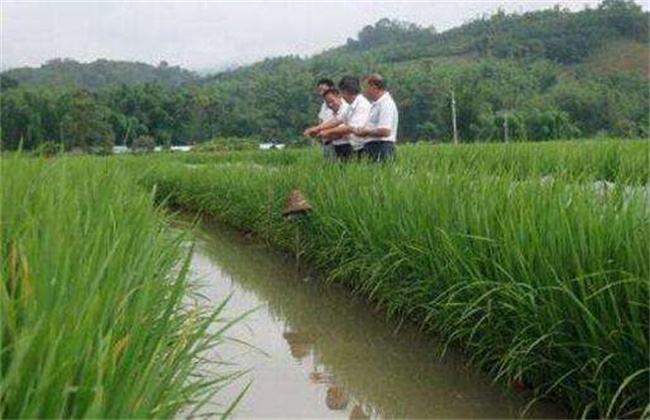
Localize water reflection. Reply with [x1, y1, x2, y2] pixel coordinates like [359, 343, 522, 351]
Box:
[326, 386, 349, 411]
[282, 330, 313, 361]
[350, 404, 371, 419]
[185, 217, 566, 419]
[282, 329, 355, 415]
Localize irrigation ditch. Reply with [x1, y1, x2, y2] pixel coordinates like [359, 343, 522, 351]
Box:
[145, 141, 649, 418]
[177, 214, 567, 418]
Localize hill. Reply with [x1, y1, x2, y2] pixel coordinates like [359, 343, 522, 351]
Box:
[1, 0, 648, 151]
[200, 0, 648, 142]
[1, 58, 198, 90]
[577, 39, 649, 78]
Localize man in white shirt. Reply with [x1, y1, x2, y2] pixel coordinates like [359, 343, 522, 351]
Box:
[317, 79, 335, 123]
[304, 76, 371, 162]
[354, 74, 399, 162]
[319, 88, 353, 160]
[312, 78, 335, 158]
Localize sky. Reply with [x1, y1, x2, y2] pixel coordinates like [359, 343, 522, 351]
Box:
[1, 0, 647, 71]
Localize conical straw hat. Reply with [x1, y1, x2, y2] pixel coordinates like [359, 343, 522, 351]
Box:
[281, 189, 312, 217]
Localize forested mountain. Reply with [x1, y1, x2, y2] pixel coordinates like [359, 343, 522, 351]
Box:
[1, 58, 197, 90]
[1, 0, 647, 151]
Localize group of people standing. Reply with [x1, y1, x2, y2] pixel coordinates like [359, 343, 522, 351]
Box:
[303, 74, 399, 162]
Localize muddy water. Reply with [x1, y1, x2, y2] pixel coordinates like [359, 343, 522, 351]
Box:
[186, 220, 565, 419]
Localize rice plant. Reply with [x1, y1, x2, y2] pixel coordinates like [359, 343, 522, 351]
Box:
[141, 139, 649, 418]
[1, 155, 242, 418]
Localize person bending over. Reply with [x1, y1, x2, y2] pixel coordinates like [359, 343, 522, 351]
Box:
[304, 75, 371, 162]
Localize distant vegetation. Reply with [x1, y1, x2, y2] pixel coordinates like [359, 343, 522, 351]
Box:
[1, 58, 197, 90]
[1, 0, 648, 151]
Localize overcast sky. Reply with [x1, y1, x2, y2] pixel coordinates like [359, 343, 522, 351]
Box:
[1, 1, 646, 71]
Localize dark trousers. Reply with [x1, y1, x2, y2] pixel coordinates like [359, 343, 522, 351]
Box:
[334, 144, 353, 162]
[323, 143, 335, 161]
[360, 141, 396, 162]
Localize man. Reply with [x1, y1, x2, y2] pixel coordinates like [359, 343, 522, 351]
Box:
[303, 87, 352, 161]
[316, 78, 335, 123]
[321, 88, 352, 160]
[307, 78, 335, 158]
[353, 74, 399, 162]
[304, 75, 371, 161]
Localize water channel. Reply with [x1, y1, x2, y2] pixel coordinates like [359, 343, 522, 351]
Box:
[183, 218, 566, 419]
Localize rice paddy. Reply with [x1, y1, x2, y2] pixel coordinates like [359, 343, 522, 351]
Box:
[2, 139, 647, 418]
[1, 156, 242, 418]
[143, 139, 649, 418]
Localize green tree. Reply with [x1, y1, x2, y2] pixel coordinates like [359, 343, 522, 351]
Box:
[59, 90, 115, 151]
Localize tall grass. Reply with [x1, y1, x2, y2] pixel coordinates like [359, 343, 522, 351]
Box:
[398, 139, 649, 185]
[1, 156, 239, 418]
[143, 139, 649, 418]
[178, 139, 649, 185]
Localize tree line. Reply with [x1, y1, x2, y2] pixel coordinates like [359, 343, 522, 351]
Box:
[1, 0, 647, 151]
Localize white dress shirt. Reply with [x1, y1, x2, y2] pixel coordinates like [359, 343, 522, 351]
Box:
[318, 102, 334, 123]
[335, 94, 371, 150]
[365, 91, 398, 143]
[330, 101, 351, 146]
